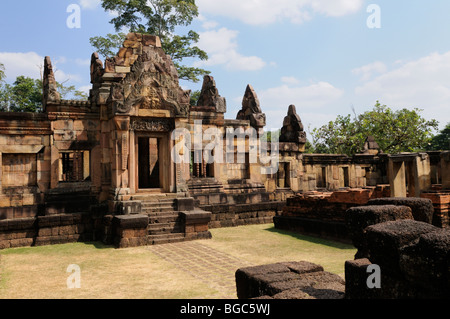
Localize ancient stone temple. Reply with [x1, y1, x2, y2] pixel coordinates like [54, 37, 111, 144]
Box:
[0, 32, 449, 250]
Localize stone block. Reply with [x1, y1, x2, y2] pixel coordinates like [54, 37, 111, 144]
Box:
[365, 219, 438, 276]
[344, 258, 381, 299]
[175, 198, 195, 211]
[399, 228, 450, 295]
[236, 261, 344, 300]
[367, 197, 434, 224]
[181, 210, 212, 226]
[113, 215, 148, 229]
[345, 205, 414, 258]
[142, 35, 162, 47]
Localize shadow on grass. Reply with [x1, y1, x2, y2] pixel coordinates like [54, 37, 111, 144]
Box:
[80, 241, 115, 250]
[264, 226, 355, 250]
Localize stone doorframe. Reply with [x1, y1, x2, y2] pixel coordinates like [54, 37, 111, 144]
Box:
[129, 118, 176, 194]
[388, 153, 431, 198]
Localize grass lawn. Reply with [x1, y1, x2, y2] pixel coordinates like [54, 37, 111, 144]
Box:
[0, 224, 356, 299]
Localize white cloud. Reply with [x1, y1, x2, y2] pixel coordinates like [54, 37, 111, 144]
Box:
[354, 51, 450, 127]
[197, 0, 363, 26]
[75, 58, 91, 66]
[0, 52, 44, 80]
[257, 80, 344, 129]
[194, 28, 266, 71]
[352, 61, 387, 81]
[281, 76, 301, 85]
[78, 85, 92, 95]
[79, 0, 101, 10]
[0, 52, 82, 84]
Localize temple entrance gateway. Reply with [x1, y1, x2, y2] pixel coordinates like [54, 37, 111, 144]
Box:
[134, 132, 171, 193]
[138, 137, 161, 189]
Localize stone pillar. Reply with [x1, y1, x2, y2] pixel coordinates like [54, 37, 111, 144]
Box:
[111, 116, 130, 195]
[414, 154, 431, 197]
[389, 160, 407, 198]
[441, 151, 450, 189]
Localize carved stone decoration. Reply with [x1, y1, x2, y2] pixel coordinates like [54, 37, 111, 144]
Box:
[109, 83, 131, 114]
[43, 56, 61, 107]
[90, 52, 104, 84]
[102, 33, 190, 117]
[131, 118, 174, 132]
[197, 75, 227, 113]
[122, 132, 128, 170]
[279, 105, 307, 144]
[362, 136, 382, 155]
[236, 84, 266, 129]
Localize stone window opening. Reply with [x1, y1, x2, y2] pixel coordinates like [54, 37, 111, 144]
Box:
[59, 151, 90, 182]
[191, 151, 214, 178]
[317, 166, 327, 189]
[277, 162, 291, 189]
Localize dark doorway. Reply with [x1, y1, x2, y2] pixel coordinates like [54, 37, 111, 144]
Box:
[138, 137, 160, 189]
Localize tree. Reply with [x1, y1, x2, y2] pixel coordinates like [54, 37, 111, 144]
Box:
[91, 0, 209, 83]
[427, 123, 450, 151]
[311, 101, 439, 156]
[89, 33, 127, 60]
[56, 81, 88, 100]
[0, 63, 5, 82]
[0, 74, 88, 113]
[0, 76, 43, 113]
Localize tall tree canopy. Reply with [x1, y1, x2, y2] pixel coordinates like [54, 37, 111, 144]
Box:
[426, 123, 450, 151]
[0, 76, 43, 113]
[91, 0, 209, 83]
[310, 101, 439, 156]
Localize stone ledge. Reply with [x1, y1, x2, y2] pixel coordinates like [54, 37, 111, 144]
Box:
[112, 214, 149, 229]
[236, 261, 345, 300]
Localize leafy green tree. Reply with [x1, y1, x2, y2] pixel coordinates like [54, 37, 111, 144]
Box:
[311, 101, 439, 156]
[0, 72, 88, 113]
[189, 89, 201, 106]
[56, 81, 88, 101]
[427, 123, 450, 151]
[3, 76, 43, 113]
[0, 63, 5, 82]
[91, 0, 209, 83]
[89, 33, 127, 60]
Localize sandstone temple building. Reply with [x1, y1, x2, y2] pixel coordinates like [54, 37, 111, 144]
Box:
[0, 33, 449, 249]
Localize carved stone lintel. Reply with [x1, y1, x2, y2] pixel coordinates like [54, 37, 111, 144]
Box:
[131, 118, 174, 132]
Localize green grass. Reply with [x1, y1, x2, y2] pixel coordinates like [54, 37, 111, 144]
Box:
[0, 224, 356, 299]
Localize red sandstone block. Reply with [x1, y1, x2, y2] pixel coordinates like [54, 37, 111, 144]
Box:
[9, 238, 33, 248]
[38, 228, 52, 237]
[0, 240, 11, 249]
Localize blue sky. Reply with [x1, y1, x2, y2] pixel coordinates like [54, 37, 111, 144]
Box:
[1, 0, 450, 135]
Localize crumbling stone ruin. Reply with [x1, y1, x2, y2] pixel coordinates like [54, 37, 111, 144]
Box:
[279, 105, 306, 144]
[1, 31, 450, 255]
[237, 200, 450, 299]
[235, 261, 345, 299]
[236, 84, 266, 129]
[345, 207, 450, 299]
[0, 33, 302, 249]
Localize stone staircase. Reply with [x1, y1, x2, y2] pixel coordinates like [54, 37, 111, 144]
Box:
[130, 193, 187, 245]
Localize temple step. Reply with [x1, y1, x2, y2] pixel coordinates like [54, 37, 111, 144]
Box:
[148, 233, 186, 245]
[148, 222, 183, 235]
